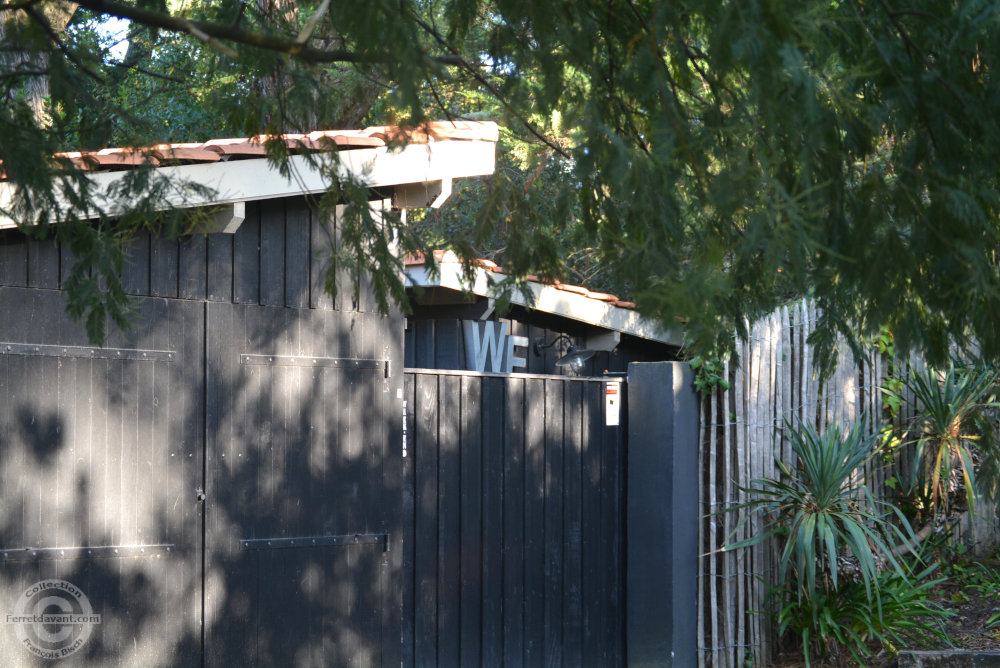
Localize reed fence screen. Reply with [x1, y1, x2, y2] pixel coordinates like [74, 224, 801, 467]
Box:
[693, 300, 1000, 667]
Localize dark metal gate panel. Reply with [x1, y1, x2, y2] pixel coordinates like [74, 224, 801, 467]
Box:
[402, 370, 625, 668]
[0, 287, 204, 667]
[205, 303, 403, 668]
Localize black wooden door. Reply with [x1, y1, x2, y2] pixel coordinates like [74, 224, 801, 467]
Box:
[205, 303, 403, 668]
[0, 287, 204, 667]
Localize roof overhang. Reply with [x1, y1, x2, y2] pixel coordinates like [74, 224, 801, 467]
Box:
[0, 139, 495, 229]
[405, 259, 684, 347]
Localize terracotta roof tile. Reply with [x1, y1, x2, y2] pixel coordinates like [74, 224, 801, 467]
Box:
[8, 121, 498, 181]
[306, 130, 386, 148]
[202, 137, 268, 156]
[584, 291, 619, 302]
[366, 120, 500, 144]
[52, 152, 97, 171]
[150, 144, 222, 163]
[93, 148, 158, 167]
[555, 284, 590, 296]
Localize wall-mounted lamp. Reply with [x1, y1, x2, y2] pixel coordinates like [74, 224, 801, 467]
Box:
[533, 334, 596, 373]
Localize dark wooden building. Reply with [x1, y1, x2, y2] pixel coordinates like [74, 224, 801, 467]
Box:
[0, 122, 498, 668]
[0, 122, 685, 668]
[404, 250, 680, 376]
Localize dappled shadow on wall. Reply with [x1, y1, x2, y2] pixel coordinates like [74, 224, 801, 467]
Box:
[0, 287, 398, 667]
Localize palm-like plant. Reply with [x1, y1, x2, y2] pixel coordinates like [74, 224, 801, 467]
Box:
[775, 561, 952, 665]
[902, 363, 1000, 521]
[729, 420, 914, 603]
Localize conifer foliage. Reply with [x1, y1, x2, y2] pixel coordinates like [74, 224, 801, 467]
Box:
[2, 0, 1000, 365]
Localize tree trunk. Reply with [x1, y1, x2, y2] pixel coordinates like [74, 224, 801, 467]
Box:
[0, 1, 77, 125]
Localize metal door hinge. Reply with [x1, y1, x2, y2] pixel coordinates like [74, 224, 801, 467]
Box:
[241, 532, 390, 552]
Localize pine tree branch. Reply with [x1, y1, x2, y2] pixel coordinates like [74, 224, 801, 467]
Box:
[404, 9, 572, 160]
[109, 60, 186, 84]
[295, 0, 329, 45]
[877, 0, 963, 107]
[74, 0, 465, 67]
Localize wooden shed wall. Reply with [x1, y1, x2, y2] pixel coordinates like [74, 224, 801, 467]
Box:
[0, 195, 404, 668]
[0, 197, 381, 313]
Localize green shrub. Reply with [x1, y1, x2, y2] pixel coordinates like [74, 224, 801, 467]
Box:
[727, 418, 947, 667]
[775, 563, 953, 665]
[885, 363, 1000, 522]
[729, 419, 913, 602]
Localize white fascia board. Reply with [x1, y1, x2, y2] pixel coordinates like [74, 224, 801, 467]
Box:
[405, 263, 684, 347]
[0, 141, 495, 228]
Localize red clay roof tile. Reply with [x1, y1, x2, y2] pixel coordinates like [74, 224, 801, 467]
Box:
[92, 148, 158, 167]
[52, 152, 97, 171]
[584, 291, 619, 302]
[201, 138, 268, 156]
[306, 130, 386, 148]
[366, 120, 501, 144]
[150, 144, 222, 163]
[9, 121, 498, 180]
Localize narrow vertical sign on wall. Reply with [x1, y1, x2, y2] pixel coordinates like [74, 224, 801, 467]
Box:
[462, 321, 529, 373]
[605, 380, 621, 426]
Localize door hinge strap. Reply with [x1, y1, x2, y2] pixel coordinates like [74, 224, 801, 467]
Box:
[0, 342, 175, 362]
[240, 354, 381, 369]
[0, 544, 174, 561]
[241, 533, 390, 552]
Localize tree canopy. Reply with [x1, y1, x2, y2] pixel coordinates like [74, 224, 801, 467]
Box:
[2, 0, 1000, 370]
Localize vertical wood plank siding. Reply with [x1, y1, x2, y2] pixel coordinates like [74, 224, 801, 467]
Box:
[403, 371, 625, 668]
[0, 196, 402, 668]
[0, 288, 205, 666]
[696, 302, 1000, 668]
[203, 303, 402, 667]
[0, 197, 378, 313]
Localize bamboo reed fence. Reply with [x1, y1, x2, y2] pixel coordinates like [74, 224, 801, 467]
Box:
[695, 301, 1000, 668]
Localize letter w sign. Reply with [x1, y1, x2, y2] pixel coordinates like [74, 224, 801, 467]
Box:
[462, 321, 529, 373]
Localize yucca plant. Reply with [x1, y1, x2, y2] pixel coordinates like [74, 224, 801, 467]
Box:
[898, 363, 1000, 521]
[729, 419, 915, 603]
[727, 419, 925, 666]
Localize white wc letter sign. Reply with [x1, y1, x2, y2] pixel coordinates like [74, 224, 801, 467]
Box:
[463, 321, 529, 373]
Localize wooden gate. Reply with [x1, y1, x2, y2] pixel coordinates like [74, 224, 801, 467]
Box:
[0, 287, 204, 666]
[0, 198, 405, 667]
[402, 370, 626, 667]
[0, 295, 403, 667]
[205, 303, 403, 668]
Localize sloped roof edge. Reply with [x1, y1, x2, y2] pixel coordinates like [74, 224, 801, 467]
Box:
[404, 251, 683, 347]
[0, 121, 499, 228]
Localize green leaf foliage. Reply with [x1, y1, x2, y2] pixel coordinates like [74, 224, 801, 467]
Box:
[3, 0, 1000, 362]
[886, 362, 1000, 522]
[774, 562, 952, 666]
[728, 419, 954, 666]
[727, 419, 914, 603]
